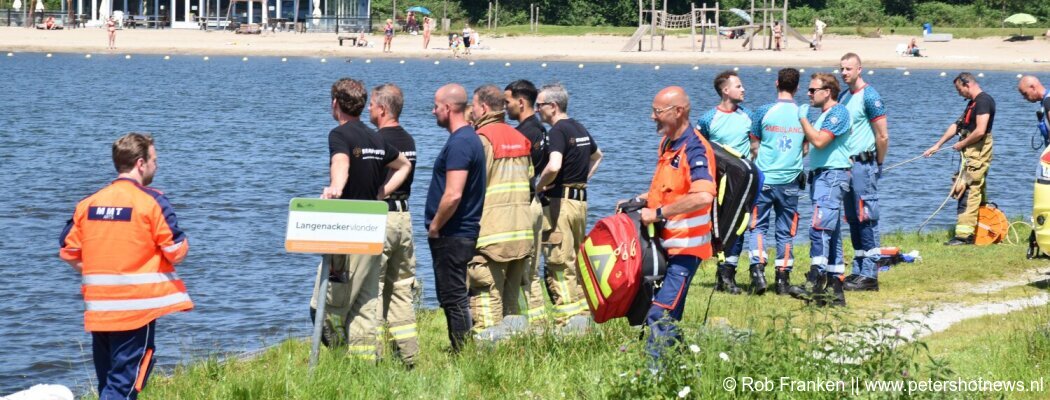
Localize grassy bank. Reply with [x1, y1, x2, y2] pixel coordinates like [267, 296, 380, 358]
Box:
[123, 229, 1048, 399]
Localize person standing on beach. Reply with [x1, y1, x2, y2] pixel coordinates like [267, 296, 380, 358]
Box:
[628, 86, 716, 363]
[60, 132, 193, 400]
[922, 73, 995, 246]
[462, 23, 473, 55]
[467, 84, 535, 340]
[505, 79, 550, 326]
[427, 83, 487, 352]
[368, 83, 419, 368]
[383, 19, 394, 53]
[423, 16, 432, 49]
[312, 78, 411, 361]
[535, 83, 603, 332]
[748, 68, 807, 295]
[788, 72, 852, 307]
[813, 18, 826, 50]
[773, 21, 782, 51]
[696, 70, 758, 295]
[838, 53, 889, 292]
[107, 16, 117, 49]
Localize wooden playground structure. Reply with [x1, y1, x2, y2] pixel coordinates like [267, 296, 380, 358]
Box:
[623, 0, 814, 52]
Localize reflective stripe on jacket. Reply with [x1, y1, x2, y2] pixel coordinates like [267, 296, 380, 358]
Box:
[647, 129, 717, 259]
[59, 178, 192, 332]
[476, 122, 535, 261]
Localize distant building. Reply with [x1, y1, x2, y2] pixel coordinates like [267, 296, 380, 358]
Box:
[79, 0, 369, 30]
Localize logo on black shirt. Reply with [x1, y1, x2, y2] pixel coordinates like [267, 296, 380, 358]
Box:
[568, 137, 577, 145]
[353, 147, 363, 158]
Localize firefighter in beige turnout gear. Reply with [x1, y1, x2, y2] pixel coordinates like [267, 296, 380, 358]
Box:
[505, 79, 552, 326]
[311, 78, 412, 361]
[535, 83, 603, 329]
[369, 83, 419, 366]
[467, 84, 537, 337]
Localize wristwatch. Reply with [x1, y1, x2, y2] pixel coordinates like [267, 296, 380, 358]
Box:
[656, 207, 664, 220]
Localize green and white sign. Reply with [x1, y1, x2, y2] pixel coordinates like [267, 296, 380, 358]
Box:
[285, 198, 387, 255]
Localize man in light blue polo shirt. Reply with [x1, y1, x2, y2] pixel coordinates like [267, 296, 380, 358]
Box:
[838, 53, 889, 292]
[788, 72, 852, 307]
[697, 70, 758, 295]
[748, 68, 806, 295]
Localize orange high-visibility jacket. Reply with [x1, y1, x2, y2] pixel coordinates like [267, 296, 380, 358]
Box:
[59, 178, 192, 332]
[647, 127, 718, 259]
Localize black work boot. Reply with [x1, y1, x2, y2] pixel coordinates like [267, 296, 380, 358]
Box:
[827, 274, 847, 307]
[843, 273, 862, 284]
[788, 266, 826, 304]
[749, 264, 768, 295]
[844, 275, 879, 291]
[715, 264, 727, 292]
[717, 263, 742, 295]
[774, 270, 791, 295]
[944, 235, 975, 246]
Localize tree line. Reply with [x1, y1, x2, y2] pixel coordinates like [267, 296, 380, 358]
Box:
[374, 0, 1050, 29]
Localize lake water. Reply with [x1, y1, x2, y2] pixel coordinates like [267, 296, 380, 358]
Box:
[0, 53, 1046, 394]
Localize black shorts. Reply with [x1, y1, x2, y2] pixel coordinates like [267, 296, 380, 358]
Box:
[463, 37, 471, 47]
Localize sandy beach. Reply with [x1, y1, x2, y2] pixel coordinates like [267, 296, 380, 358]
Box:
[2, 26, 1050, 71]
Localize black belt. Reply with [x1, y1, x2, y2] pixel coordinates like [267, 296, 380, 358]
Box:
[386, 199, 409, 212]
[808, 167, 849, 180]
[850, 151, 877, 163]
[548, 187, 587, 202]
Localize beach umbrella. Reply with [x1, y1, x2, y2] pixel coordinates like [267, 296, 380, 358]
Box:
[406, 6, 430, 15]
[1004, 13, 1037, 35]
[728, 8, 752, 24]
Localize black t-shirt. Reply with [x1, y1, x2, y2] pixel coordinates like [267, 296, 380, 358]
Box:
[960, 91, 996, 134]
[328, 120, 397, 200]
[378, 126, 416, 199]
[547, 118, 598, 191]
[515, 115, 548, 172]
[1041, 96, 1050, 122]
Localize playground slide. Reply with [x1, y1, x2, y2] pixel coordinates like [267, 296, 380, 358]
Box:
[621, 25, 651, 52]
[784, 25, 815, 47]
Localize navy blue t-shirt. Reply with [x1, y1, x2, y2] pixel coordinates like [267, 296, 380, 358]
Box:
[424, 126, 487, 238]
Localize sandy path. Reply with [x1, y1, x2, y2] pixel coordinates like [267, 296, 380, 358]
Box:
[2, 27, 1050, 71]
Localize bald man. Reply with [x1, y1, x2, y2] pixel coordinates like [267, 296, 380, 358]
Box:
[425, 83, 487, 352]
[1018, 76, 1050, 146]
[624, 86, 717, 363]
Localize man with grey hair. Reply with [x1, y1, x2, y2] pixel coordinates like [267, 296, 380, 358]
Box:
[535, 83, 603, 332]
[466, 84, 535, 340]
[368, 83, 419, 367]
[923, 73, 995, 246]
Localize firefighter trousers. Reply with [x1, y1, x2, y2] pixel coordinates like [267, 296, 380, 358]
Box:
[468, 255, 528, 330]
[542, 198, 589, 320]
[310, 253, 380, 361]
[520, 197, 549, 323]
[377, 211, 418, 365]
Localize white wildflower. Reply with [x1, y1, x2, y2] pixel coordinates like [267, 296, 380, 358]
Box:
[719, 352, 730, 362]
[689, 344, 701, 353]
[678, 386, 691, 398]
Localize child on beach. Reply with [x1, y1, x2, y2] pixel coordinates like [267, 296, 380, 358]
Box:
[106, 17, 116, 49]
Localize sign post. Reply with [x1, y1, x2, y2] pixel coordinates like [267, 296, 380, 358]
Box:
[285, 198, 387, 372]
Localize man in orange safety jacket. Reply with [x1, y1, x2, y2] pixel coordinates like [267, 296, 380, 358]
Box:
[622, 86, 717, 365]
[59, 132, 192, 400]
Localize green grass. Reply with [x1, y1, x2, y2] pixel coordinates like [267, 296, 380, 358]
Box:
[118, 228, 1048, 399]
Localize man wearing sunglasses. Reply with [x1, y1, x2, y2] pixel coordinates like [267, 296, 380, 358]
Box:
[838, 53, 889, 292]
[788, 73, 853, 307]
